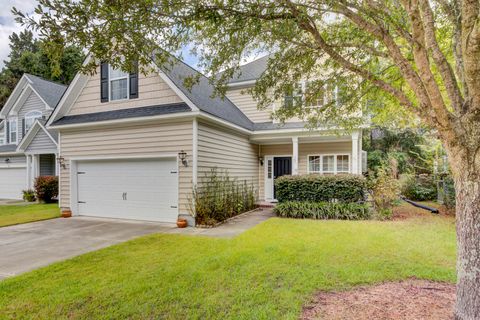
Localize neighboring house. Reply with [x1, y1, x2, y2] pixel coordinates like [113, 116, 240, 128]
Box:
[46, 55, 366, 223]
[0, 74, 65, 199]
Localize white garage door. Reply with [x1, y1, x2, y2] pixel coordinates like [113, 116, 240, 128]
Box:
[76, 158, 178, 223]
[0, 167, 26, 200]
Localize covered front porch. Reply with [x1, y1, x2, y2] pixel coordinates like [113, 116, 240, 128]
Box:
[25, 153, 58, 189]
[251, 129, 365, 201]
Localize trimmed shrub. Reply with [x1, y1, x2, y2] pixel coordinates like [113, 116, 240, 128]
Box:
[34, 176, 58, 203]
[190, 168, 256, 226]
[274, 201, 371, 220]
[274, 174, 367, 203]
[22, 189, 36, 202]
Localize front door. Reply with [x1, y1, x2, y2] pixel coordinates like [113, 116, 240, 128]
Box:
[273, 157, 292, 199]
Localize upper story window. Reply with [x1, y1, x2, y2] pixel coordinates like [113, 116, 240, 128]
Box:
[109, 66, 129, 101]
[284, 80, 344, 109]
[8, 118, 17, 144]
[308, 154, 350, 174]
[100, 62, 138, 103]
[25, 111, 42, 132]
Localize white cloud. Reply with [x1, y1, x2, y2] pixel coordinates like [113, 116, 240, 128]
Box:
[0, 0, 38, 69]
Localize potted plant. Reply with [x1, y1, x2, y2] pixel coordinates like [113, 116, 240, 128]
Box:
[176, 218, 188, 228]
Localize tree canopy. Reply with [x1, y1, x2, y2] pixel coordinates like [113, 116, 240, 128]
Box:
[0, 30, 84, 110]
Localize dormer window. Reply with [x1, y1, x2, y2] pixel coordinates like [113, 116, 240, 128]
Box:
[25, 111, 42, 132]
[109, 66, 129, 101]
[8, 118, 17, 144]
[100, 62, 138, 103]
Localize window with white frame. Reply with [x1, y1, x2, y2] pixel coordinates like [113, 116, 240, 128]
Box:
[308, 154, 350, 174]
[284, 83, 303, 108]
[109, 66, 129, 101]
[8, 118, 17, 144]
[284, 80, 339, 109]
[25, 111, 42, 132]
[305, 81, 326, 108]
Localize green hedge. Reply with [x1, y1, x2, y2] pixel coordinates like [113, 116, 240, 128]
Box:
[275, 174, 367, 203]
[274, 201, 371, 220]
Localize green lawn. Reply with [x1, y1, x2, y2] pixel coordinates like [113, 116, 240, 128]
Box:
[0, 215, 456, 319]
[0, 203, 61, 227]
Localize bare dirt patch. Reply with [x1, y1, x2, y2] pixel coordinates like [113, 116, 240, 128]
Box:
[301, 279, 455, 320]
[392, 201, 454, 220]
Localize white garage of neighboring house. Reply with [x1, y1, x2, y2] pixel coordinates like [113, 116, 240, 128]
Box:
[0, 73, 66, 200]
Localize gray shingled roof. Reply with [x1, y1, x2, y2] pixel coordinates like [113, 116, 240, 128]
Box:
[25, 74, 67, 108]
[219, 55, 270, 84]
[159, 57, 254, 130]
[52, 103, 191, 126]
[0, 144, 18, 153]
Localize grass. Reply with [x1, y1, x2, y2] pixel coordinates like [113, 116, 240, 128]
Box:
[0, 215, 455, 319]
[0, 203, 61, 227]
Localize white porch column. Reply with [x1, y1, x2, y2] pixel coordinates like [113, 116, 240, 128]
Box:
[292, 136, 299, 175]
[351, 131, 360, 174]
[32, 154, 38, 179]
[26, 155, 31, 189]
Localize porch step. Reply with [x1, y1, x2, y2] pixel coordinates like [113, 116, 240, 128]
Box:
[256, 201, 277, 208]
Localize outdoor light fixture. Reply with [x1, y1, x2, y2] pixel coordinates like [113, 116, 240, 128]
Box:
[4, 158, 10, 163]
[178, 150, 188, 167]
[57, 156, 66, 169]
[258, 156, 264, 166]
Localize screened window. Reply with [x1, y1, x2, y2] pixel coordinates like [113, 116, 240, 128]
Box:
[109, 66, 129, 101]
[25, 111, 42, 132]
[284, 83, 303, 108]
[322, 155, 335, 174]
[305, 81, 325, 107]
[308, 155, 321, 173]
[8, 119, 17, 144]
[336, 155, 350, 173]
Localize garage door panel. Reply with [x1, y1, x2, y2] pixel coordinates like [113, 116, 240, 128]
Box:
[76, 158, 178, 222]
[0, 168, 26, 200]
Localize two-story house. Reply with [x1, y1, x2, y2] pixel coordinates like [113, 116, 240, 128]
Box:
[0, 74, 65, 199]
[45, 55, 365, 223]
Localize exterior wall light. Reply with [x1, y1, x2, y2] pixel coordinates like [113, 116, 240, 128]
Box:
[258, 156, 264, 166]
[4, 158, 10, 163]
[57, 156, 67, 169]
[178, 150, 188, 167]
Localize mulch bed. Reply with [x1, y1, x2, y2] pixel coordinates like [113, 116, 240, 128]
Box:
[301, 279, 455, 320]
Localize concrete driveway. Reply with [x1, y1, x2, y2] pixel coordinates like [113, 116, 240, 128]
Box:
[0, 217, 175, 280]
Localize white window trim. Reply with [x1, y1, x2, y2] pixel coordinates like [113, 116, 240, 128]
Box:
[307, 153, 351, 174]
[108, 65, 129, 102]
[8, 118, 18, 144]
[24, 110, 42, 132]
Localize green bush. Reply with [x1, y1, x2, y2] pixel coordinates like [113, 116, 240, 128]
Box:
[274, 201, 371, 220]
[190, 168, 256, 226]
[274, 174, 366, 203]
[400, 174, 437, 201]
[34, 176, 58, 203]
[22, 189, 36, 202]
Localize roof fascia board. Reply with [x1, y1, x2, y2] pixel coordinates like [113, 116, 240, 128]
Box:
[46, 54, 93, 126]
[0, 75, 29, 118]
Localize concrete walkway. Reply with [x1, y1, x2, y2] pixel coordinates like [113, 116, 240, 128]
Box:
[168, 208, 275, 238]
[0, 208, 274, 279]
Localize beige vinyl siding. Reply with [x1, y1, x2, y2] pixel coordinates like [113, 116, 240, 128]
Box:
[257, 141, 352, 200]
[197, 121, 259, 198]
[68, 67, 183, 115]
[59, 120, 193, 214]
[226, 88, 271, 123]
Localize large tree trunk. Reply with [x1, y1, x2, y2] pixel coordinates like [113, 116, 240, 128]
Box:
[454, 170, 480, 320]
